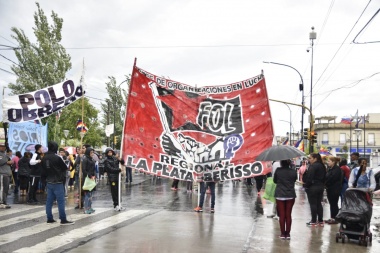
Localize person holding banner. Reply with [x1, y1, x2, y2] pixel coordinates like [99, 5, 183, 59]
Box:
[0, 143, 12, 208]
[104, 148, 125, 211]
[194, 181, 216, 213]
[28, 144, 43, 204]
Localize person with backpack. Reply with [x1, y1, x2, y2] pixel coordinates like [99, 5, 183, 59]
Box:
[324, 156, 343, 225]
[348, 158, 375, 190]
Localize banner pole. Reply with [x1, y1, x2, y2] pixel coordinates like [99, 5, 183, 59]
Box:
[118, 171, 121, 210]
[78, 60, 85, 209]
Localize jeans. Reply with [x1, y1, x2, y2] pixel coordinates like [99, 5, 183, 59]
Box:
[125, 167, 132, 183]
[84, 191, 92, 210]
[46, 183, 67, 221]
[199, 182, 216, 208]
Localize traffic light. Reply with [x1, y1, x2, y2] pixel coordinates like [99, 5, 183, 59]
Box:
[303, 128, 310, 140]
[310, 131, 318, 144]
[114, 136, 118, 145]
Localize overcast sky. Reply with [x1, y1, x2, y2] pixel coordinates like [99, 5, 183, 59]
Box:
[1, 0, 379, 138]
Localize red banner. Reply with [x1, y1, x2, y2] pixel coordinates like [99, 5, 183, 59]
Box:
[122, 66, 274, 182]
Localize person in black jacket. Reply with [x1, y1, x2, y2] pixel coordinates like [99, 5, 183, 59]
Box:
[41, 141, 74, 225]
[103, 148, 124, 211]
[325, 156, 343, 224]
[28, 144, 43, 204]
[304, 153, 326, 227]
[18, 152, 32, 196]
[82, 147, 96, 214]
[273, 160, 297, 240]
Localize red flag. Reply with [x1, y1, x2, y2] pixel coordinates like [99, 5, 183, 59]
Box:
[122, 66, 274, 182]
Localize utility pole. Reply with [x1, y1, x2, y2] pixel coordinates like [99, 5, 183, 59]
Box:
[107, 101, 110, 147]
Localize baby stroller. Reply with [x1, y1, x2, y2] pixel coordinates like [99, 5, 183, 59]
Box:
[335, 188, 373, 246]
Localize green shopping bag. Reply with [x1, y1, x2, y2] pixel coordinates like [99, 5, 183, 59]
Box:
[263, 177, 276, 202]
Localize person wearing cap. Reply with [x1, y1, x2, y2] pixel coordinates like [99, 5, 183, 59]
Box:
[28, 144, 43, 204]
[103, 147, 124, 211]
[0, 143, 12, 208]
[349, 152, 359, 171]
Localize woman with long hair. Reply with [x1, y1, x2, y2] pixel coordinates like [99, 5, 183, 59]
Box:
[273, 159, 297, 240]
[348, 158, 375, 190]
[325, 156, 343, 224]
[304, 153, 326, 227]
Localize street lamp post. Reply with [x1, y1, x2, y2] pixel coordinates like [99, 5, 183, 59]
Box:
[354, 128, 362, 153]
[263, 61, 304, 135]
[309, 27, 317, 153]
[280, 119, 293, 145]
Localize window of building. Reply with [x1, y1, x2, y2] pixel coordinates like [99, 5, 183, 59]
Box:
[368, 133, 375, 145]
[322, 133, 328, 145]
[339, 133, 346, 144]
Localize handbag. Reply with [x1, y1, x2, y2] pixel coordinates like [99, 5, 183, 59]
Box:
[83, 176, 96, 191]
[263, 177, 276, 203]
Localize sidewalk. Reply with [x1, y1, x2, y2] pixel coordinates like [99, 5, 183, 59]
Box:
[247, 185, 380, 253]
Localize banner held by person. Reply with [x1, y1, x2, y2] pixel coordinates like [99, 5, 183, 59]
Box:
[2, 80, 85, 123]
[122, 66, 274, 182]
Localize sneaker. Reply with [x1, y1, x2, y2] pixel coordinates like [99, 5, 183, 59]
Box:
[279, 234, 286, 240]
[89, 208, 96, 213]
[114, 205, 120, 211]
[286, 233, 291, 240]
[0, 204, 11, 209]
[118, 206, 125, 211]
[306, 221, 317, 226]
[211, 208, 215, 213]
[84, 210, 92, 214]
[194, 206, 203, 212]
[318, 221, 325, 227]
[74, 205, 84, 209]
[47, 219, 57, 224]
[60, 220, 75, 225]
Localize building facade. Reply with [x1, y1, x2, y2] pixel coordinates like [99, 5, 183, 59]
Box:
[313, 113, 380, 168]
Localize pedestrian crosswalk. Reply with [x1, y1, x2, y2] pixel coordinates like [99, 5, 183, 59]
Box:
[0, 204, 149, 252]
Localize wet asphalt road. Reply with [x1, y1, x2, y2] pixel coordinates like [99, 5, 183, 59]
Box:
[1, 173, 380, 252]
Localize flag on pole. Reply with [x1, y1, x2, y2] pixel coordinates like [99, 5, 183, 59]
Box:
[340, 117, 352, 124]
[353, 110, 359, 128]
[282, 137, 289, 145]
[76, 120, 88, 132]
[297, 140, 304, 151]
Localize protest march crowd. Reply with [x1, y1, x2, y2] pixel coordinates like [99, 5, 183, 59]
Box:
[1, 141, 379, 246]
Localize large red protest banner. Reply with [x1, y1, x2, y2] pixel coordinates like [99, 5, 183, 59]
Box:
[122, 66, 274, 182]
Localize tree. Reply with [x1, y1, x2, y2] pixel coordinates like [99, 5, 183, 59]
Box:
[100, 76, 130, 149]
[7, 2, 72, 141]
[57, 97, 102, 148]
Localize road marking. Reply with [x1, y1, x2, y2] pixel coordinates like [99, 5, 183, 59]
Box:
[14, 210, 149, 253]
[0, 208, 110, 246]
[0, 205, 42, 217]
[0, 207, 75, 229]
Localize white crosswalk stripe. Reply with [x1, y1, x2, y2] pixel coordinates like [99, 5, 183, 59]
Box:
[0, 208, 110, 246]
[14, 210, 149, 253]
[0, 204, 42, 216]
[0, 206, 61, 228]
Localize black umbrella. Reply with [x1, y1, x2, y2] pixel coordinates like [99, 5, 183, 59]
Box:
[255, 145, 306, 161]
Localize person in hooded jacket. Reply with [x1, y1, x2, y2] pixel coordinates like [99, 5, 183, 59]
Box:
[41, 141, 74, 225]
[103, 148, 124, 211]
[18, 152, 32, 196]
[324, 156, 343, 224]
[28, 144, 43, 204]
[82, 147, 96, 214]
